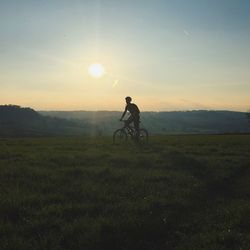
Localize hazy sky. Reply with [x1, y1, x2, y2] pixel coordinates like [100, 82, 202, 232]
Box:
[0, 0, 249, 111]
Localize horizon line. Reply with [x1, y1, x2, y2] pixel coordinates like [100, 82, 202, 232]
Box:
[0, 104, 248, 113]
[38, 109, 247, 113]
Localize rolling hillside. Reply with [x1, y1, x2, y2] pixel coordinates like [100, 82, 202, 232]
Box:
[0, 105, 88, 136]
[1, 105, 249, 136]
[40, 110, 250, 135]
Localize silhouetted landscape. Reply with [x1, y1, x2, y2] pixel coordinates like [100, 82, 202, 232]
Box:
[1, 105, 249, 136]
[0, 105, 89, 136]
[1, 0, 250, 249]
[1, 108, 250, 249]
[40, 109, 250, 135]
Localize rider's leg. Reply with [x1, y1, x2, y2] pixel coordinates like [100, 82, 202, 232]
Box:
[134, 116, 140, 140]
[125, 116, 133, 129]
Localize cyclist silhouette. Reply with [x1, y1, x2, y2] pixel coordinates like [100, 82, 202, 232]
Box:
[120, 96, 140, 138]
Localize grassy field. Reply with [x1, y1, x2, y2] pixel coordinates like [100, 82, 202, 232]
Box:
[0, 135, 250, 249]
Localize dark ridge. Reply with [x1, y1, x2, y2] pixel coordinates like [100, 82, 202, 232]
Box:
[0, 105, 89, 136]
[1, 105, 250, 136]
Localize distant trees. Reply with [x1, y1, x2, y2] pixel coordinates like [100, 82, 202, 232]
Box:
[1, 105, 250, 136]
[246, 109, 250, 123]
[0, 105, 87, 136]
[41, 109, 250, 135]
[0, 105, 39, 125]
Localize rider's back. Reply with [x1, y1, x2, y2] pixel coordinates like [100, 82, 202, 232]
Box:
[126, 103, 140, 115]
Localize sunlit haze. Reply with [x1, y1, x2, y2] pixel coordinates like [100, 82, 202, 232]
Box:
[0, 1, 249, 111]
[88, 63, 105, 78]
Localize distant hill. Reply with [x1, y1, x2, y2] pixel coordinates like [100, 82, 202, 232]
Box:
[39, 110, 250, 135]
[0, 105, 90, 136]
[1, 105, 249, 136]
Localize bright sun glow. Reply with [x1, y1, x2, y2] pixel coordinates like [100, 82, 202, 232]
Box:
[88, 63, 105, 78]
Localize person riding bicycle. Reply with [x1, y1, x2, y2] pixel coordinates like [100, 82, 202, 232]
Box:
[120, 96, 140, 138]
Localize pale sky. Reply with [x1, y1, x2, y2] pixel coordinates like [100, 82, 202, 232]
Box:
[0, 0, 250, 111]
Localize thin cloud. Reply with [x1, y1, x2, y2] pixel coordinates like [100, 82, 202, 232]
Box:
[20, 47, 82, 68]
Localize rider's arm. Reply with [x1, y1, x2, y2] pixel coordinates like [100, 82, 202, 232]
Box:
[120, 106, 128, 120]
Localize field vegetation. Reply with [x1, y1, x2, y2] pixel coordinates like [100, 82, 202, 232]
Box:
[0, 134, 250, 249]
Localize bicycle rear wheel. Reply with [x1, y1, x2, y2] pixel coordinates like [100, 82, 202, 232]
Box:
[139, 128, 148, 143]
[113, 129, 127, 144]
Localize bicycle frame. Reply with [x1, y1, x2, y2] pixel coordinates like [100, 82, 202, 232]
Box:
[121, 122, 137, 138]
[113, 120, 148, 143]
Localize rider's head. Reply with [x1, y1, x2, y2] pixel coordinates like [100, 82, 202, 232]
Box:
[125, 96, 132, 104]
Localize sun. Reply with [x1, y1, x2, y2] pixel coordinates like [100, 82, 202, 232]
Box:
[88, 63, 105, 78]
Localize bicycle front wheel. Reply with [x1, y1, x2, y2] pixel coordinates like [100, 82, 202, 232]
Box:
[139, 128, 148, 143]
[113, 129, 127, 144]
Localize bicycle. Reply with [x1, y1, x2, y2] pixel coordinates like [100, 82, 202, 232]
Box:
[113, 120, 148, 144]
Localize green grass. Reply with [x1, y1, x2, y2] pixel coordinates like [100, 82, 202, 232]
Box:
[0, 135, 250, 249]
